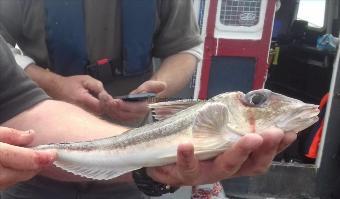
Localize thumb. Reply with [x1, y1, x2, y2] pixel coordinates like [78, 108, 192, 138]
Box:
[0, 127, 34, 146]
[82, 78, 104, 96]
[130, 80, 167, 95]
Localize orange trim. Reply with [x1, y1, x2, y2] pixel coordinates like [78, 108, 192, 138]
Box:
[305, 93, 329, 159]
[319, 93, 329, 110]
[305, 121, 324, 159]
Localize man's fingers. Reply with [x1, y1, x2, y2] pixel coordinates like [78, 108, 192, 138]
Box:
[100, 99, 143, 120]
[80, 93, 102, 114]
[98, 91, 114, 106]
[142, 80, 167, 94]
[100, 98, 149, 121]
[0, 143, 56, 170]
[0, 128, 54, 190]
[115, 100, 149, 114]
[176, 143, 199, 185]
[82, 77, 104, 96]
[212, 134, 263, 180]
[0, 166, 39, 190]
[234, 129, 284, 177]
[146, 143, 199, 186]
[0, 127, 34, 146]
[101, 98, 119, 118]
[130, 80, 167, 94]
[81, 79, 106, 114]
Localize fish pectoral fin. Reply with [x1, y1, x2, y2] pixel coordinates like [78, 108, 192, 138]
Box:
[149, 99, 201, 121]
[195, 149, 226, 160]
[156, 155, 177, 166]
[193, 102, 229, 137]
[54, 160, 141, 180]
[157, 150, 226, 164]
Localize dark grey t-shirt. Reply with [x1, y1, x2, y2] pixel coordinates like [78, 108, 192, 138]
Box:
[0, 35, 48, 123]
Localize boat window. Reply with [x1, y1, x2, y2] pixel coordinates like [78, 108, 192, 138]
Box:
[297, 0, 326, 29]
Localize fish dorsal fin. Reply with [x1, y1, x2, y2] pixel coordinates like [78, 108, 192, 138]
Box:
[54, 159, 140, 180]
[193, 102, 229, 136]
[149, 99, 201, 121]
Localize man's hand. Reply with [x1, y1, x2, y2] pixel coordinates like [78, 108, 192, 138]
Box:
[25, 65, 106, 115]
[147, 128, 297, 186]
[0, 127, 56, 190]
[52, 75, 105, 114]
[26, 64, 167, 124]
[98, 80, 166, 124]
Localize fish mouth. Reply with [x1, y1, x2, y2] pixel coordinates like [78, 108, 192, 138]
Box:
[275, 104, 320, 132]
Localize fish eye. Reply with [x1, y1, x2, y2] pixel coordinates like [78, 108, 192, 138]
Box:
[250, 93, 266, 105]
[243, 90, 270, 107]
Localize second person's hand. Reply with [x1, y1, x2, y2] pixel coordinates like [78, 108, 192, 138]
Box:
[51, 75, 105, 115]
[98, 80, 167, 124]
[0, 127, 56, 190]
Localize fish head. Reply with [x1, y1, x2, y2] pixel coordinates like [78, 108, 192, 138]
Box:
[212, 89, 320, 134]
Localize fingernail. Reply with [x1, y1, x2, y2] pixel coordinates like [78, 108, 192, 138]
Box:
[21, 130, 34, 137]
[24, 129, 34, 134]
[35, 150, 55, 166]
[181, 150, 192, 159]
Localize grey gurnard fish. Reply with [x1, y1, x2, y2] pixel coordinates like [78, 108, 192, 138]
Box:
[35, 89, 320, 180]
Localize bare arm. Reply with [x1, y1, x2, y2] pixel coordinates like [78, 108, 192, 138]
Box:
[3, 100, 128, 147]
[131, 52, 198, 98]
[2, 99, 129, 182]
[152, 53, 197, 97]
[24, 64, 62, 99]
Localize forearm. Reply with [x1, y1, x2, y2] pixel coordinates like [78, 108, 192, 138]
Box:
[151, 53, 197, 97]
[6, 44, 63, 99]
[3, 100, 128, 145]
[25, 64, 65, 99]
[2, 100, 130, 181]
